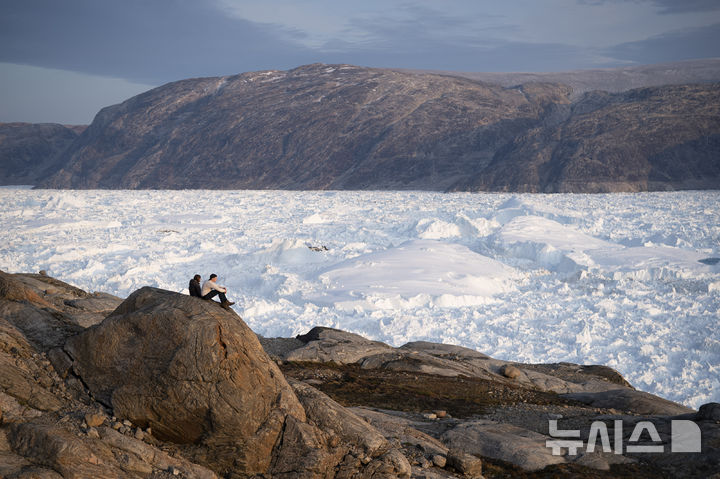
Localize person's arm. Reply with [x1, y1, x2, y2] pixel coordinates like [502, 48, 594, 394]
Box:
[210, 282, 227, 293]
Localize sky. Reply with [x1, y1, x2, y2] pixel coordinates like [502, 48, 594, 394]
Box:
[1, 0, 719, 124]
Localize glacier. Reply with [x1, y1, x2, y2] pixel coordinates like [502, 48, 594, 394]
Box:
[1, 188, 718, 408]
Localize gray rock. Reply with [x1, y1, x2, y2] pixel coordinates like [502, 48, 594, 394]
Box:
[63, 293, 122, 313]
[258, 336, 305, 360]
[349, 407, 449, 457]
[47, 348, 73, 379]
[400, 341, 489, 360]
[286, 327, 394, 364]
[0, 271, 85, 351]
[562, 389, 694, 416]
[0, 330, 64, 418]
[62, 293, 123, 327]
[443, 420, 565, 471]
[0, 297, 81, 352]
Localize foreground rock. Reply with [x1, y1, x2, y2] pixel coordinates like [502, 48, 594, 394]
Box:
[0, 270, 120, 424]
[1, 273, 717, 478]
[63, 287, 410, 477]
[0, 273, 221, 478]
[64, 287, 306, 475]
[271, 327, 719, 477]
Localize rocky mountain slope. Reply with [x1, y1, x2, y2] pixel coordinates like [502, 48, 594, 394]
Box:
[0, 123, 83, 186]
[454, 84, 720, 192]
[1, 270, 718, 478]
[409, 58, 720, 98]
[37, 63, 720, 192]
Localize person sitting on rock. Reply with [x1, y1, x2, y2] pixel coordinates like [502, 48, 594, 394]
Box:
[201, 273, 235, 309]
[189, 274, 202, 297]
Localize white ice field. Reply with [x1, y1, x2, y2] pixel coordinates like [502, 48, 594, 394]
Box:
[2, 187, 719, 408]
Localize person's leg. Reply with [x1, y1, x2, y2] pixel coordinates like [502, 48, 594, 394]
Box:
[218, 292, 228, 303]
[202, 290, 219, 300]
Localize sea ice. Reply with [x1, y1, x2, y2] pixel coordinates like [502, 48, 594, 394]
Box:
[1, 188, 718, 408]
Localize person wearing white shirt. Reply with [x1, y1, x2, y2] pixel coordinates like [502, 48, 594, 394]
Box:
[201, 273, 235, 309]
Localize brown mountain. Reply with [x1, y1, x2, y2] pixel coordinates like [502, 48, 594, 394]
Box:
[0, 123, 83, 186]
[35, 63, 720, 191]
[455, 84, 720, 192]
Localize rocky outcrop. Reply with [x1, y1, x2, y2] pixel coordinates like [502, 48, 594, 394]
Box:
[6, 422, 218, 479]
[0, 270, 121, 425]
[272, 326, 720, 477]
[62, 287, 411, 477]
[287, 327, 394, 363]
[64, 287, 305, 475]
[1, 272, 718, 478]
[35, 63, 720, 192]
[0, 271, 119, 351]
[0, 123, 82, 186]
[0, 274, 413, 478]
[562, 389, 694, 416]
[272, 327, 635, 395]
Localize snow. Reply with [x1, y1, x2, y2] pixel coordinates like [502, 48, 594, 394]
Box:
[313, 240, 518, 310]
[1, 188, 718, 408]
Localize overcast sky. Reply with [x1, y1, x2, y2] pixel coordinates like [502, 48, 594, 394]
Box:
[1, 0, 719, 124]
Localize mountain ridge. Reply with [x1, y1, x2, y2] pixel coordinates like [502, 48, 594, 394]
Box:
[403, 58, 720, 97]
[2, 62, 718, 192]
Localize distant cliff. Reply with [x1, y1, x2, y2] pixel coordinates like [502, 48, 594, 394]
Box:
[454, 84, 720, 192]
[0, 123, 83, 186]
[26, 63, 720, 192]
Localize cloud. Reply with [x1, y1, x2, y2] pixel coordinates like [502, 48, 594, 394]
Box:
[0, 0, 606, 79]
[0, 0, 319, 84]
[309, 4, 604, 72]
[650, 0, 720, 14]
[1, 0, 717, 84]
[578, 0, 720, 14]
[606, 23, 720, 64]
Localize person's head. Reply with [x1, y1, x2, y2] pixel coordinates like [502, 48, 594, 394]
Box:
[209, 273, 218, 282]
[193, 274, 201, 282]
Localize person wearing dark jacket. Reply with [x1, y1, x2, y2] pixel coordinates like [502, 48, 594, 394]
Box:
[189, 274, 202, 297]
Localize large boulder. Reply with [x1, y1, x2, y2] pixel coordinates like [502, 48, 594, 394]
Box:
[442, 419, 565, 471]
[64, 287, 306, 476]
[0, 271, 120, 351]
[0, 271, 82, 351]
[286, 327, 394, 363]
